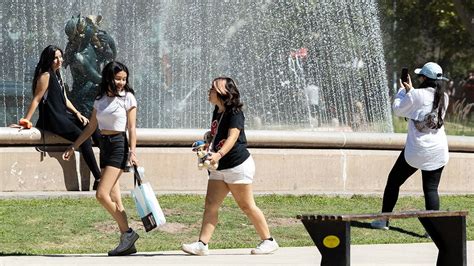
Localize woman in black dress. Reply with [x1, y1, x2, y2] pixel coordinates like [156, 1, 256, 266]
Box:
[20, 45, 101, 190]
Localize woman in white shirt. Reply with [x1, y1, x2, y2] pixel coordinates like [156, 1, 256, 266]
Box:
[371, 62, 449, 230]
[62, 61, 139, 255]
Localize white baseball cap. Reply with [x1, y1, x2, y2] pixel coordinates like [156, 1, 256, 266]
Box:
[414, 62, 448, 80]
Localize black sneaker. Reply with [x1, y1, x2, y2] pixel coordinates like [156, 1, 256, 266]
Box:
[93, 179, 100, 191]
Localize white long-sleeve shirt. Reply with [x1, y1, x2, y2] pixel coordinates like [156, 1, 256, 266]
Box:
[393, 87, 449, 171]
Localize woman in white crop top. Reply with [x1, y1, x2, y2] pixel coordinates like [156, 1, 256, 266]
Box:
[371, 62, 449, 230]
[62, 61, 139, 256]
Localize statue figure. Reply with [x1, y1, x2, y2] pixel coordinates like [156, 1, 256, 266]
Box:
[64, 14, 117, 118]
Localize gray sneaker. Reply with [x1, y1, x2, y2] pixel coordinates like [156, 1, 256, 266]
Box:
[108, 229, 139, 256]
[370, 219, 389, 230]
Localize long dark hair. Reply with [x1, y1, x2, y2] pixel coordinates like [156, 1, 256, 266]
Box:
[96, 61, 134, 99]
[212, 76, 243, 114]
[32, 45, 63, 94]
[419, 76, 446, 128]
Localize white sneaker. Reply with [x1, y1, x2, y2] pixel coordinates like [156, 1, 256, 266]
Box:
[370, 219, 389, 230]
[181, 241, 209, 256]
[251, 239, 279, 255]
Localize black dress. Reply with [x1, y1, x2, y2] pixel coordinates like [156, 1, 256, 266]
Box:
[36, 71, 101, 181]
[37, 72, 77, 134]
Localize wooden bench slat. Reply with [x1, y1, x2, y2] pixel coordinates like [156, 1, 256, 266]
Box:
[297, 210, 468, 221]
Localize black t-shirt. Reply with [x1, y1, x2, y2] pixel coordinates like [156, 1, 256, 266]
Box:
[210, 108, 250, 170]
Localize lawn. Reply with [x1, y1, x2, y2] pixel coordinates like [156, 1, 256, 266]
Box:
[0, 194, 472, 255]
[392, 116, 474, 136]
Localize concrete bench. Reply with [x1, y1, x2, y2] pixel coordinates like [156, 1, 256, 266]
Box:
[297, 210, 468, 266]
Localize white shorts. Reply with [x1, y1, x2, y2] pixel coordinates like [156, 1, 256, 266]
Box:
[209, 156, 255, 184]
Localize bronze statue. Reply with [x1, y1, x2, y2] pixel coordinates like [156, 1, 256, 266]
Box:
[64, 14, 117, 118]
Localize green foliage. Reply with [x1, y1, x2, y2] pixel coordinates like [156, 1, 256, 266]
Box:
[0, 194, 473, 254]
[392, 116, 408, 133]
[444, 121, 474, 136]
[392, 113, 474, 136]
[378, 0, 474, 82]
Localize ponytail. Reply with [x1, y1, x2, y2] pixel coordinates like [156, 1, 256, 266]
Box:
[419, 77, 446, 129]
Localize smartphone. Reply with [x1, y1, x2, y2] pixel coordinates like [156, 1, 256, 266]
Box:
[401, 67, 409, 83]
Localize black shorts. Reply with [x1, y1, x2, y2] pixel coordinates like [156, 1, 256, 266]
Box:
[99, 132, 129, 170]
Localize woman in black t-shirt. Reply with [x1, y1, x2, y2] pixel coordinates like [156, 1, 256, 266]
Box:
[182, 77, 279, 256]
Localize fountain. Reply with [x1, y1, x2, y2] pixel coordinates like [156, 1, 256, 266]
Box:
[6, 1, 473, 195]
[0, 0, 392, 131]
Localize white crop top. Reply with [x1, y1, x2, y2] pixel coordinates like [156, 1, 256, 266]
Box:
[93, 91, 137, 131]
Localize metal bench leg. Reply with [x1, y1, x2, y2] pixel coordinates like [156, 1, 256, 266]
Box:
[418, 216, 467, 266]
[301, 220, 350, 266]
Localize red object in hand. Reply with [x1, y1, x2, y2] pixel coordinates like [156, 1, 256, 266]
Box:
[19, 118, 32, 129]
[290, 47, 308, 59]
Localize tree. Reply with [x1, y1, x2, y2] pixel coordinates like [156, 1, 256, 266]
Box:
[378, 0, 474, 85]
[453, 0, 474, 39]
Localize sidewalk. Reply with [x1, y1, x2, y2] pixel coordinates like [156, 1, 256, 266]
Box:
[1, 242, 472, 265]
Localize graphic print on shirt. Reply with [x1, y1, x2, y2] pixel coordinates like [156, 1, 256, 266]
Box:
[210, 119, 218, 137]
[216, 139, 226, 150]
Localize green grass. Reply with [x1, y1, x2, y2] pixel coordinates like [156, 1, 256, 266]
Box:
[444, 121, 474, 136]
[0, 194, 472, 255]
[392, 116, 474, 136]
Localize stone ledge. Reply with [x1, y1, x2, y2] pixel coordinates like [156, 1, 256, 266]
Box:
[1, 147, 473, 194]
[1, 127, 474, 152]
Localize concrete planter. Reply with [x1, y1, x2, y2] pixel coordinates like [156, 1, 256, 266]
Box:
[1, 127, 473, 194]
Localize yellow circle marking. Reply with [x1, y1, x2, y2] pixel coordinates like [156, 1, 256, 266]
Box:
[323, 235, 340, 248]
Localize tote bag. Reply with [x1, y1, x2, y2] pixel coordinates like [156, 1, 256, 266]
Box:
[131, 166, 166, 232]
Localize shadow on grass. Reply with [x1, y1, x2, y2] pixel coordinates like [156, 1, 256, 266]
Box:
[350, 221, 427, 238]
[44, 252, 255, 257]
[0, 253, 189, 257]
[44, 253, 189, 257]
[2, 251, 255, 257]
[0, 252, 32, 256]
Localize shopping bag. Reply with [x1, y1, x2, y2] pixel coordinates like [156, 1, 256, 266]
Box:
[131, 166, 166, 232]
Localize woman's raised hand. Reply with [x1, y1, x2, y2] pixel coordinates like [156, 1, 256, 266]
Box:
[400, 74, 413, 92]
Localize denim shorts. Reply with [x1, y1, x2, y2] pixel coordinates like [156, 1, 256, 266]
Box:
[208, 156, 255, 184]
[99, 132, 129, 170]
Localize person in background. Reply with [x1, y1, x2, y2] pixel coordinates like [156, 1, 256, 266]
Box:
[181, 77, 279, 256]
[304, 81, 321, 127]
[63, 61, 139, 256]
[20, 45, 101, 190]
[371, 62, 449, 230]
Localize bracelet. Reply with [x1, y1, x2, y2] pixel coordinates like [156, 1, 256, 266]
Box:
[218, 151, 224, 158]
[129, 150, 136, 155]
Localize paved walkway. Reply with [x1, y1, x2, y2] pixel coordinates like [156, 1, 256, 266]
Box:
[1, 242, 472, 265]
